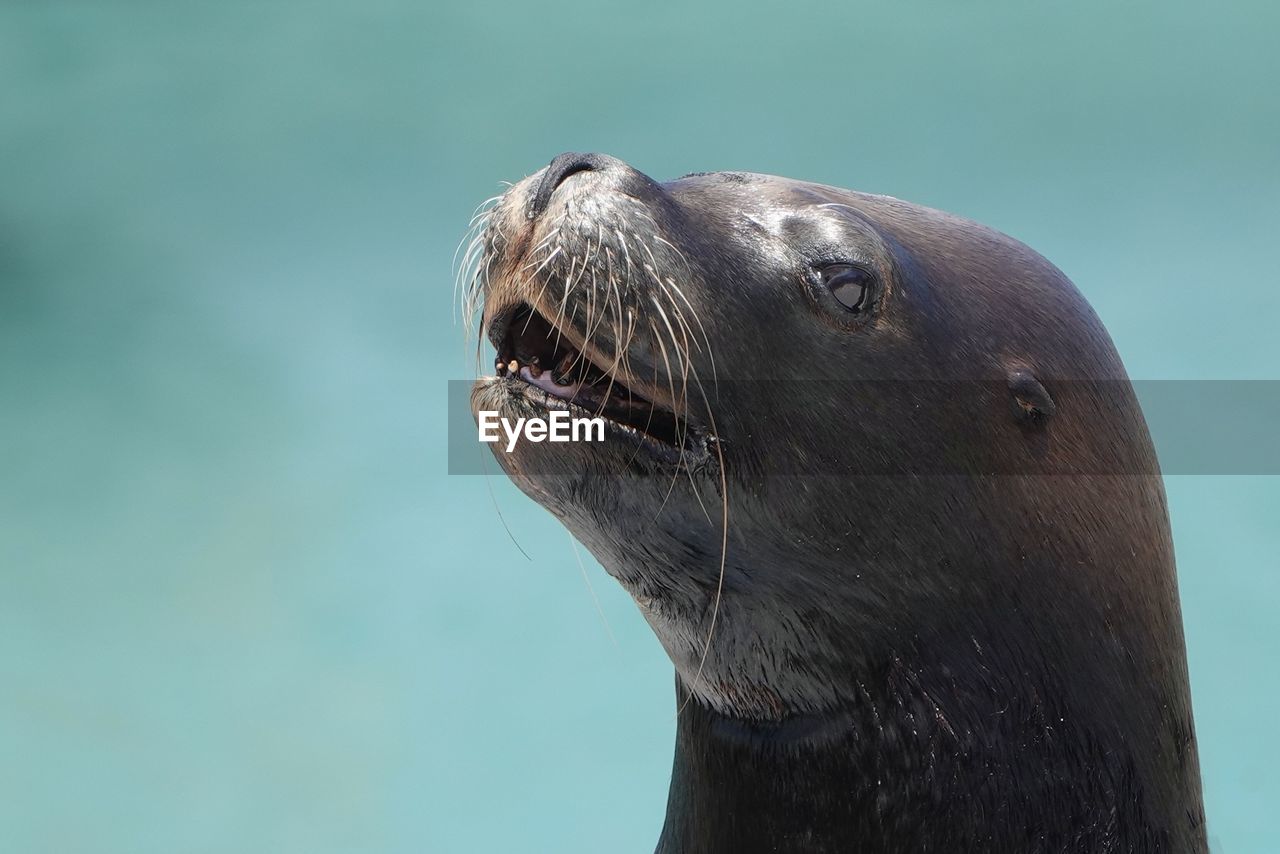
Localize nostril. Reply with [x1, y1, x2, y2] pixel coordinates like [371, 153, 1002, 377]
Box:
[527, 152, 611, 219]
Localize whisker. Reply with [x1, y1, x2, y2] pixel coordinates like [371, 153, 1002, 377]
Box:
[675, 365, 728, 717]
[569, 533, 617, 646]
[662, 277, 717, 384]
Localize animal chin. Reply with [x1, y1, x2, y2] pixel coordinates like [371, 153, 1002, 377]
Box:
[485, 301, 700, 454]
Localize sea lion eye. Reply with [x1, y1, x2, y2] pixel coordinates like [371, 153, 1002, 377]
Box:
[818, 264, 874, 313]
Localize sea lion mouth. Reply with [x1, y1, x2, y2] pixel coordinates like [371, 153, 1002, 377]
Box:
[486, 301, 697, 452]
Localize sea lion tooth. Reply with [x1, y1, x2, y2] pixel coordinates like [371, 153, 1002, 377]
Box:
[507, 360, 518, 373]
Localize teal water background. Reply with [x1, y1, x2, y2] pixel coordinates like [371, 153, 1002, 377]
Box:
[2, 2, 1276, 852]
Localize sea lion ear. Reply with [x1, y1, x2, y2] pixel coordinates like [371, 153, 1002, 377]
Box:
[1007, 369, 1056, 425]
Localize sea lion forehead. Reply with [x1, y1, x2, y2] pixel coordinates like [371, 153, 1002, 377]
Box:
[667, 170, 852, 211]
[666, 171, 885, 254]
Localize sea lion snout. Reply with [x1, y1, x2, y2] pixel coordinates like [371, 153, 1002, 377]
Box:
[527, 151, 626, 219]
[524, 150, 665, 224]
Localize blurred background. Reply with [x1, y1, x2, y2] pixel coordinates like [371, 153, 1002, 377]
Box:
[2, 2, 1276, 852]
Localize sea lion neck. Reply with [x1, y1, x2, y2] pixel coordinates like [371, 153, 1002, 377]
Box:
[657, 661, 999, 854]
[657, 683, 865, 854]
[657, 633, 1197, 854]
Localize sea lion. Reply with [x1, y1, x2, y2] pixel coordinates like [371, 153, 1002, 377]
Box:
[462, 152, 1206, 852]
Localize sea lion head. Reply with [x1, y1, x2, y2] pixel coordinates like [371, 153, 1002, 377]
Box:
[465, 152, 1172, 723]
[463, 152, 1203, 851]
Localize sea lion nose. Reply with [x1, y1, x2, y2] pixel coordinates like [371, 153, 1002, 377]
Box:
[527, 151, 620, 219]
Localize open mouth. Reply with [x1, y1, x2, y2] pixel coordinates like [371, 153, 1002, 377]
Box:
[487, 302, 693, 450]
